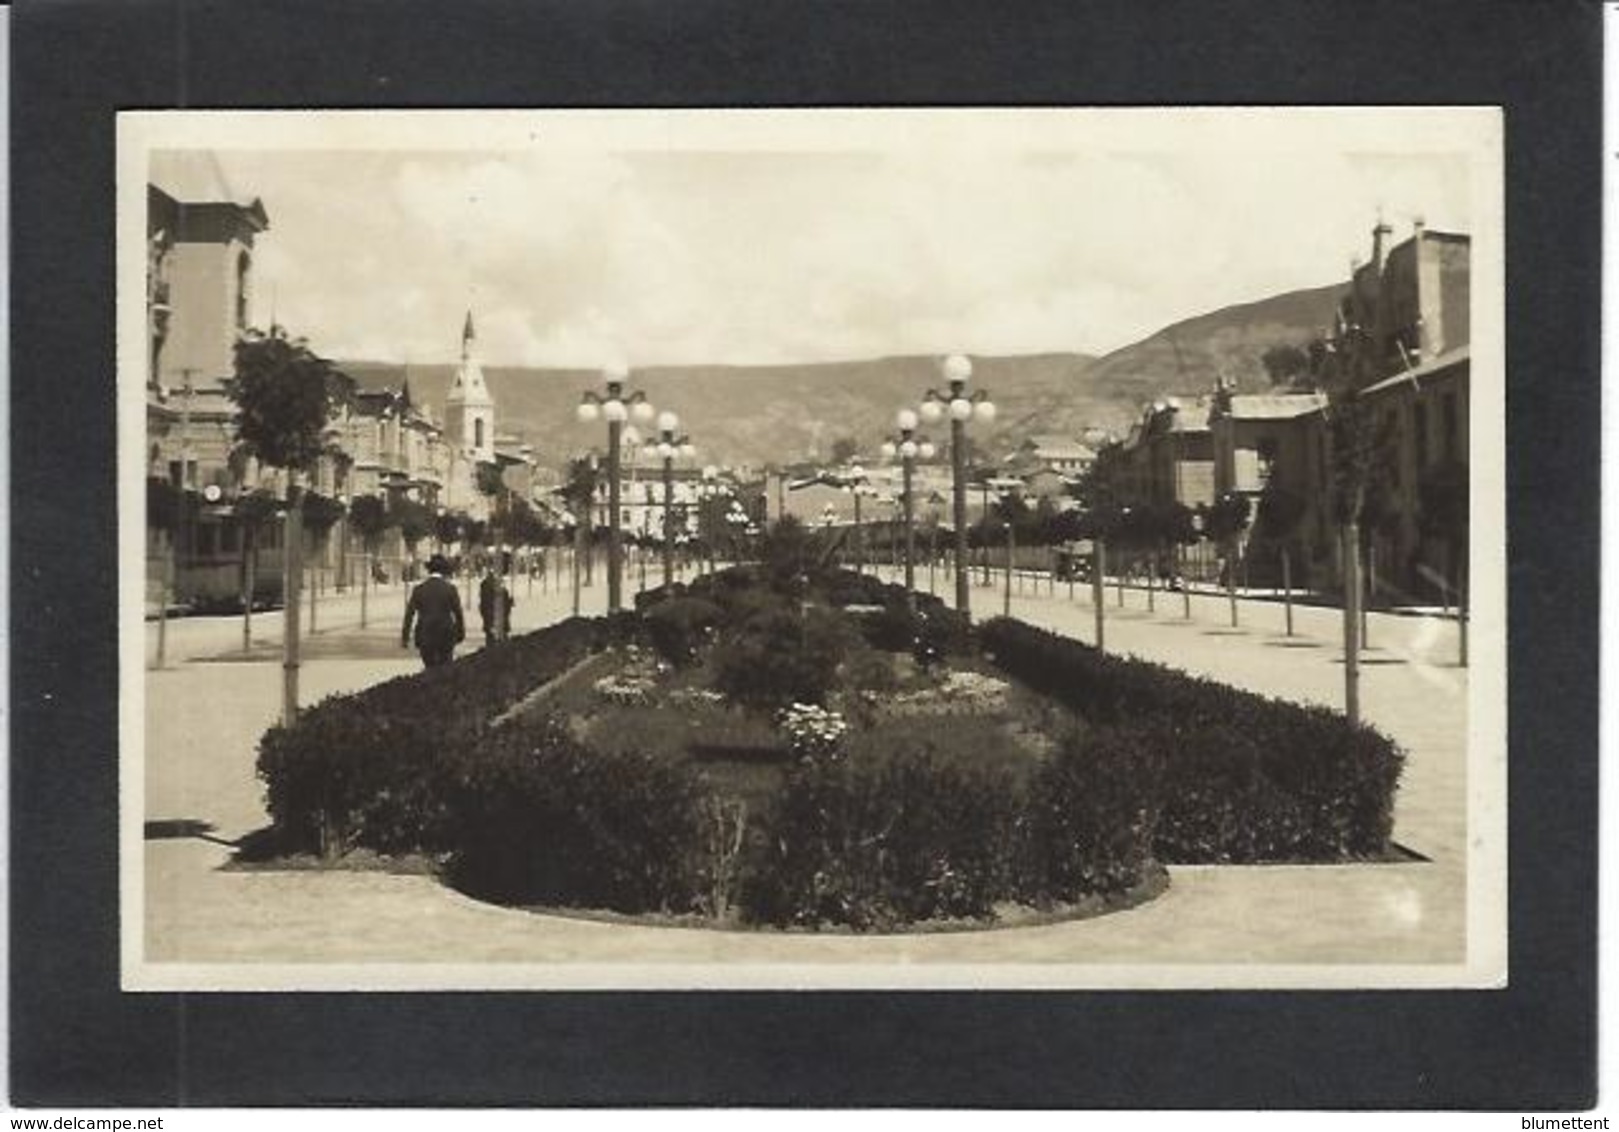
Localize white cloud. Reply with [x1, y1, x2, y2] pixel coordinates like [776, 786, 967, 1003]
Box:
[218, 134, 1474, 368]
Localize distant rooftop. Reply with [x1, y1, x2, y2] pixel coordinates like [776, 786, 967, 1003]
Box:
[1221, 392, 1329, 421]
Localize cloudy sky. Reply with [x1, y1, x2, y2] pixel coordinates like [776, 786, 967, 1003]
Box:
[195, 114, 1479, 368]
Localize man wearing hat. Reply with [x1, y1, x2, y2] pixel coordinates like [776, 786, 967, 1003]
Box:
[401, 554, 466, 668]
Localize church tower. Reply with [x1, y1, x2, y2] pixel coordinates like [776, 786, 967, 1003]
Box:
[444, 310, 495, 465]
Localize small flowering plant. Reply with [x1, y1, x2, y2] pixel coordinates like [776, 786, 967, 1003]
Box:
[593, 674, 655, 706]
[776, 702, 848, 761]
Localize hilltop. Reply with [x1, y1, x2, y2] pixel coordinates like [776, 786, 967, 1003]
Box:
[998, 282, 1348, 440]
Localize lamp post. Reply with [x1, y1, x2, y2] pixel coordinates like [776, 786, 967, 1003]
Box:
[840, 464, 872, 574]
[726, 504, 749, 564]
[654, 411, 695, 588]
[702, 464, 720, 576]
[576, 363, 654, 613]
[926, 491, 945, 595]
[920, 354, 995, 620]
[880, 409, 936, 611]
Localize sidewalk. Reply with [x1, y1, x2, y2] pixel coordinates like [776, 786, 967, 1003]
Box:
[140, 563, 1472, 978]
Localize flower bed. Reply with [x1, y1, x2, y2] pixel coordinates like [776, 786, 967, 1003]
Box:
[254, 560, 1403, 931]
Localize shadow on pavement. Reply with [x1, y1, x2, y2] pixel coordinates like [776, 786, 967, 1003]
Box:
[145, 818, 235, 847]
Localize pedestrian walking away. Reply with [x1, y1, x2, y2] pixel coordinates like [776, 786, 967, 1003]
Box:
[478, 559, 515, 644]
[402, 553, 466, 667]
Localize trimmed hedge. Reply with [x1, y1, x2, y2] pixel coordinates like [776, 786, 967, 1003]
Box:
[740, 729, 1166, 929]
[1020, 727, 1165, 900]
[978, 618, 1404, 862]
[444, 713, 713, 914]
[256, 612, 641, 855]
[740, 746, 1024, 929]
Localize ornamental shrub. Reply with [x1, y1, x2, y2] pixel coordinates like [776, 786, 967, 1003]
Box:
[741, 745, 1023, 929]
[443, 714, 713, 914]
[978, 618, 1404, 862]
[711, 603, 854, 712]
[644, 596, 723, 667]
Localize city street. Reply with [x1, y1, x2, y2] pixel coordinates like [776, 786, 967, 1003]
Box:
[139, 564, 1473, 980]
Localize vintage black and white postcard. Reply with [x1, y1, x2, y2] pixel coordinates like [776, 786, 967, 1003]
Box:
[118, 107, 1505, 992]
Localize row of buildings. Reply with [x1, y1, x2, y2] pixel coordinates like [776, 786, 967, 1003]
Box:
[1099, 217, 1470, 602]
[145, 152, 534, 609]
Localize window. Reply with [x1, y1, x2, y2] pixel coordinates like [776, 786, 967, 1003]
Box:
[1255, 437, 1278, 487]
[475, 418, 485, 449]
[235, 252, 251, 329]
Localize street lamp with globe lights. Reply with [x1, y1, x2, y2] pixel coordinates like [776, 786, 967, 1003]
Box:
[576, 362, 654, 613]
[725, 500, 752, 563]
[654, 410, 695, 586]
[701, 464, 720, 574]
[878, 408, 937, 609]
[844, 464, 879, 575]
[920, 354, 995, 619]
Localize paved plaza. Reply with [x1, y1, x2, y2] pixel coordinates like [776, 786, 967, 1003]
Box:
[140, 566, 1472, 977]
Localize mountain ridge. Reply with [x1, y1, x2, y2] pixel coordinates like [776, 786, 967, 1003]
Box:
[341, 281, 1346, 468]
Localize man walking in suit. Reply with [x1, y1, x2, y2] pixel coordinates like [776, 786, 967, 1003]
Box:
[401, 554, 465, 668]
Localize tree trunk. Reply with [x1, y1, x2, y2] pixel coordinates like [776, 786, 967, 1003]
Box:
[1226, 538, 1239, 628]
[572, 526, 584, 616]
[242, 524, 257, 653]
[1282, 545, 1294, 637]
[1091, 538, 1107, 649]
[1003, 524, 1014, 619]
[1343, 522, 1361, 727]
[282, 490, 304, 727]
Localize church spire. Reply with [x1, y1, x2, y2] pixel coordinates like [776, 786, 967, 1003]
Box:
[461, 309, 476, 359]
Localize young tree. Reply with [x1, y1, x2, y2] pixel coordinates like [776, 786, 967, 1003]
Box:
[562, 457, 601, 605]
[394, 499, 433, 574]
[1201, 491, 1252, 627]
[228, 326, 353, 724]
[475, 461, 507, 549]
[1255, 484, 1308, 634]
[347, 494, 390, 629]
[232, 487, 281, 651]
[434, 509, 463, 555]
[1322, 381, 1396, 725]
[300, 492, 346, 598]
